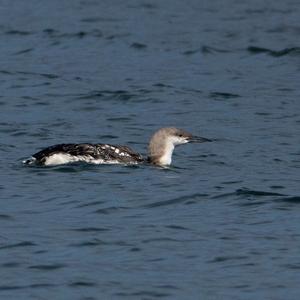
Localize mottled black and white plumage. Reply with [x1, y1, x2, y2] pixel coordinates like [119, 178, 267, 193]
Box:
[23, 143, 144, 166]
[23, 127, 211, 166]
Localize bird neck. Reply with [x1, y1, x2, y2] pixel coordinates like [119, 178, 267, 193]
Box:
[158, 142, 174, 165]
[148, 139, 175, 166]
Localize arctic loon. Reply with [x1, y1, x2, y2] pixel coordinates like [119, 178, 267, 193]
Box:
[23, 127, 211, 167]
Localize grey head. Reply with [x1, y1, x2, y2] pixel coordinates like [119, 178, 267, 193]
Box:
[148, 127, 211, 166]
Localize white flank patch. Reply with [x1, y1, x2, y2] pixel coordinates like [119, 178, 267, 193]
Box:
[44, 153, 82, 166]
[43, 153, 132, 166]
[90, 159, 120, 165]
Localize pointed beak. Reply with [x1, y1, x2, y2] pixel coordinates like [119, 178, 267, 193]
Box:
[188, 135, 212, 143]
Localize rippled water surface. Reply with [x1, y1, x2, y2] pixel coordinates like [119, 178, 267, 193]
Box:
[1, 0, 300, 299]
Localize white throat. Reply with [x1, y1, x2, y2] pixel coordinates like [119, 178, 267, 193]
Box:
[157, 141, 175, 166]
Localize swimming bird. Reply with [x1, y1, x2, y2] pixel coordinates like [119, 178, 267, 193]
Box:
[23, 127, 211, 167]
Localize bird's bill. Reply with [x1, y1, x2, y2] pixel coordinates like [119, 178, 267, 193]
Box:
[188, 136, 212, 143]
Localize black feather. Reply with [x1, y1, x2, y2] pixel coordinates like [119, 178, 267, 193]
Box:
[32, 143, 144, 165]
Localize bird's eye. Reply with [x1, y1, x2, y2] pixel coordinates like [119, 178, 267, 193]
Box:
[178, 134, 183, 137]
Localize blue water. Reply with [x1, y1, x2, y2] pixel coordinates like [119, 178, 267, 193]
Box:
[1, 0, 300, 299]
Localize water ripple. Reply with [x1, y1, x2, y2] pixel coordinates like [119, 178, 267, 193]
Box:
[94, 206, 129, 215]
[43, 28, 103, 38]
[209, 255, 248, 263]
[183, 45, 230, 55]
[0, 283, 56, 291]
[121, 291, 171, 298]
[71, 227, 109, 232]
[0, 241, 36, 250]
[70, 239, 106, 247]
[0, 214, 13, 221]
[247, 46, 300, 57]
[209, 92, 241, 100]
[142, 193, 207, 208]
[276, 196, 300, 203]
[76, 90, 138, 102]
[69, 281, 96, 287]
[212, 188, 286, 199]
[28, 264, 66, 271]
[5, 30, 33, 36]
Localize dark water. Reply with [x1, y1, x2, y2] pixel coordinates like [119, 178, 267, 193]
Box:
[1, 0, 300, 299]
